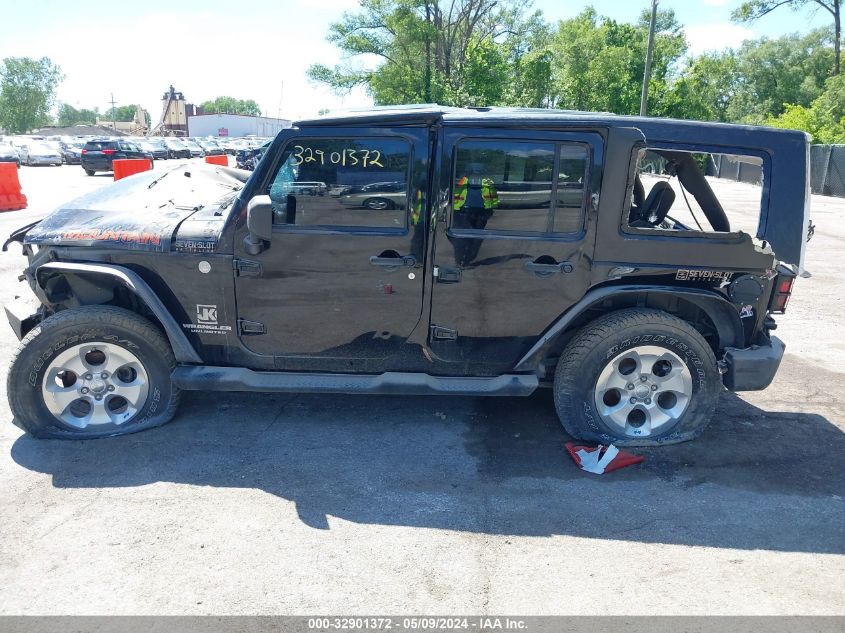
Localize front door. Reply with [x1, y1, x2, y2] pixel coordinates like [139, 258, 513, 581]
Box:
[428, 127, 604, 374]
[234, 127, 430, 372]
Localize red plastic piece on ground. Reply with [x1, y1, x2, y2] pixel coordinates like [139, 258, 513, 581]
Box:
[565, 441, 645, 473]
[113, 158, 152, 181]
[205, 155, 228, 166]
[0, 163, 27, 211]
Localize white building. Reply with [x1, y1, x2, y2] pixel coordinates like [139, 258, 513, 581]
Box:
[187, 113, 291, 138]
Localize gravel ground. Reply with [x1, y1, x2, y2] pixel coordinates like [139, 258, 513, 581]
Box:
[0, 162, 842, 615]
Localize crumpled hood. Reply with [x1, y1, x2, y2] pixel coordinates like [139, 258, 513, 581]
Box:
[24, 163, 243, 252]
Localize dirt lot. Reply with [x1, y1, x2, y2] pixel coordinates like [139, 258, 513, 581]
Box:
[0, 163, 842, 615]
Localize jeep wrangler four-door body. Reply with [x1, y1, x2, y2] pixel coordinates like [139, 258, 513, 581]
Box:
[3, 106, 811, 445]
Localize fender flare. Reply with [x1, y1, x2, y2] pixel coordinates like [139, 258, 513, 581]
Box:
[514, 284, 744, 372]
[35, 261, 203, 364]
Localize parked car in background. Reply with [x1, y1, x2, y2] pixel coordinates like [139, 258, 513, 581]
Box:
[145, 138, 169, 159]
[290, 181, 328, 196]
[183, 139, 204, 158]
[81, 139, 152, 176]
[163, 138, 191, 159]
[339, 181, 406, 209]
[59, 140, 85, 165]
[235, 141, 271, 171]
[198, 139, 224, 155]
[229, 139, 251, 155]
[328, 184, 353, 197]
[0, 142, 20, 168]
[18, 141, 62, 166]
[138, 140, 167, 160]
[218, 138, 237, 155]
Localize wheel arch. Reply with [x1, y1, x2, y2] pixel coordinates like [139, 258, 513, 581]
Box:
[515, 285, 743, 373]
[35, 262, 202, 364]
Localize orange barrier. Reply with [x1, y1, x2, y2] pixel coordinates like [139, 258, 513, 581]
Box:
[205, 155, 228, 166]
[0, 162, 28, 211]
[113, 158, 152, 181]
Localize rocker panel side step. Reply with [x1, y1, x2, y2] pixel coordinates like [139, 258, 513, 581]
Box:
[172, 366, 538, 397]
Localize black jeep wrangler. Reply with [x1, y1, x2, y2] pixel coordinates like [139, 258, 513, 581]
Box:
[3, 106, 811, 446]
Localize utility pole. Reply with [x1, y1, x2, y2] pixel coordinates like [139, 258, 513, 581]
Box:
[109, 93, 117, 130]
[639, 0, 658, 116]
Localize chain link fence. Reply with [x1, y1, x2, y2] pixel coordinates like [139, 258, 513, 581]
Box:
[707, 153, 764, 185]
[706, 145, 845, 198]
[810, 145, 845, 197]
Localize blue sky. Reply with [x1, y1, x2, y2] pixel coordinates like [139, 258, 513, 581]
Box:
[0, 1, 831, 123]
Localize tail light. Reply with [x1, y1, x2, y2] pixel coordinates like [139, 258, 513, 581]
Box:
[769, 273, 795, 314]
[102, 149, 116, 155]
[81, 149, 87, 155]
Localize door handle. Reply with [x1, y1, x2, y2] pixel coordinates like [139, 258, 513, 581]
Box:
[369, 254, 417, 268]
[524, 260, 573, 275]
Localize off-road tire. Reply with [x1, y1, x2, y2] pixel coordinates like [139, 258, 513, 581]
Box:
[553, 308, 721, 447]
[8, 306, 181, 439]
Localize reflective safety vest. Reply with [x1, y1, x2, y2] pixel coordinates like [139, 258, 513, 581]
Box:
[453, 176, 499, 211]
[411, 189, 423, 225]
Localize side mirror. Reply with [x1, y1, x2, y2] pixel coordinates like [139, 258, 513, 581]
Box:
[244, 195, 273, 255]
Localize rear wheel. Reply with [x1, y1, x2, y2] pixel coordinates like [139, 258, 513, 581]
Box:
[364, 197, 393, 210]
[84, 168, 95, 176]
[553, 308, 721, 446]
[8, 306, 180, 439]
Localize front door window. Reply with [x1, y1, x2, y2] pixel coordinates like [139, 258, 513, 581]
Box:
[267, 138, 411, 230]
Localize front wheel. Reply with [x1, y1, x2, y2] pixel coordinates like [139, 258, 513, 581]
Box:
[553, 308, 721, 446]
[8, 306, 181, 439]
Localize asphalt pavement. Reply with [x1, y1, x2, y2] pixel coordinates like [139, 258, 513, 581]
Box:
[0, 162, 842, 615]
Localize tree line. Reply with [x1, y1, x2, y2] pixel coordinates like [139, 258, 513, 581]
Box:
[0, 57, 262, 133]
[1, 1, 842, 141]
[308, 0, 845, 143]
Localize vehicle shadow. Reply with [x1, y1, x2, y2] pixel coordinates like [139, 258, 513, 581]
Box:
[9, 360, 845, 555]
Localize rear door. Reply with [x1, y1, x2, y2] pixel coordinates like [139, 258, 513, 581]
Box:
[233, 126, 431, 372]
[428, 126, 604, 374]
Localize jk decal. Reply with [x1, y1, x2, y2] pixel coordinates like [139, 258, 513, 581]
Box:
[183, 304, 232, 335]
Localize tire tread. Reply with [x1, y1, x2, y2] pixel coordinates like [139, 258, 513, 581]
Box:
[553, 308, 720, 447]
[8, 306, 180, 439]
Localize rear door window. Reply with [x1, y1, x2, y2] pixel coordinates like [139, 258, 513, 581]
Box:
[451, 140, 589, 236]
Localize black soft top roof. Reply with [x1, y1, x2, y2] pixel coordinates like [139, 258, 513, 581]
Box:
[293, 105, 811, 268]
[295, 104, 806, 140]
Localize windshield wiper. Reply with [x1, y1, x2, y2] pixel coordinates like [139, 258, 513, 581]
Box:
[147, 172, 170, 189]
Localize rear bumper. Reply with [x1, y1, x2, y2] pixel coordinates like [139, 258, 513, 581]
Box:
[722, 336, 785, 391]
[81, 158, 112, 170]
